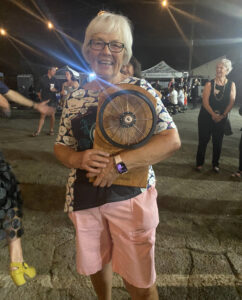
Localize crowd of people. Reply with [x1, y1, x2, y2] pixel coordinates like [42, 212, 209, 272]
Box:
[152, 76, 203, 115]
[0, 10, 241, 300]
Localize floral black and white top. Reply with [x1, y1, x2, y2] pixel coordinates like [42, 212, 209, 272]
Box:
[56, 77, 176, 212]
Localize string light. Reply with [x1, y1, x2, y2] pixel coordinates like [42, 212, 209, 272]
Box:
[47, 21, 53, 29]
[0, 28, 7, 36]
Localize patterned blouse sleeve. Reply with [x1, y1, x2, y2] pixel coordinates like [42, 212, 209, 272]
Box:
[55, 101, 77, 149]
[139, 78, 176, 134]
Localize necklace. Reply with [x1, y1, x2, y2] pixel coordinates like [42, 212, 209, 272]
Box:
[213, 78, 227, 101]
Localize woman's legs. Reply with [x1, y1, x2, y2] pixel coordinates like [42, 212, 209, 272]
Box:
[89, 263, 159, 300]
[196, 113, 212, 167]
[211, 119, 226, 168]
[239, 133, 242, 172]
[70, 188, 158, 299]
[49, 110, 56, 133]
[36, 113, 46, 134]
[232, 133, 242, 177]
[123, 279, 159, 300]
[9, 238, 23, 263]
[90, 262, 112, 300]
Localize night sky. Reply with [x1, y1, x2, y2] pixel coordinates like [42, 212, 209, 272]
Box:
[0, 0, 242, 84]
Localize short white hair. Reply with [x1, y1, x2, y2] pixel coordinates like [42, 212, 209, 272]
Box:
[217, 58, 233, 75]
[82, 11, 133, 66]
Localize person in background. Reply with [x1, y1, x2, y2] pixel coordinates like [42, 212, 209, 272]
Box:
[54, 11, 181, 300]
[231, 106, 242, 178]
[168, 86, 178, 114]
[169, 86, 178, 105]
[33, 66, 60, 136]
[0, 81, 53, 286]
[178, 88, 185, 112]
[191, 78, 200, 109]
[177, 77, 184, 91]
[122, 57, 162, 99]
[196, 58, 236, 173]
[60, 70, 79, 107]
[184, 88, 188, 110]
[168, 77, 175, 92]
[121, 55, 142, 78]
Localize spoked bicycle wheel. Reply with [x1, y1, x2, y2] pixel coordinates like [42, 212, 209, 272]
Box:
[98, 85, 157, 149]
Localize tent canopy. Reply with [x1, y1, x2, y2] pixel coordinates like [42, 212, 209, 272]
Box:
[142, 60, 183, 79]
[191, 56, 226, 79]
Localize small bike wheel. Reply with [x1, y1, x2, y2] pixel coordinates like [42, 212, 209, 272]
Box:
[99, 89, 157, 149]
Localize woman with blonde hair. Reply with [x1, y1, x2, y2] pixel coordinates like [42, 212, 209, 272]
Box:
[54, 11, 180, 300]
[196, 58, 236, 172]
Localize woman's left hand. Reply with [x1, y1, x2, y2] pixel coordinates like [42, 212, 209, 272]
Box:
[86, 157, 119, 187]
[212, 113, 223, 123]
[35, 101, 55, 115]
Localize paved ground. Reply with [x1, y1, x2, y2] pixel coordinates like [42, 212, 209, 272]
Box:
[0, 106, 241, 299]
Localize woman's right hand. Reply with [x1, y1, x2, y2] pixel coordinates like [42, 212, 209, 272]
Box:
[69, 149, 110, 174]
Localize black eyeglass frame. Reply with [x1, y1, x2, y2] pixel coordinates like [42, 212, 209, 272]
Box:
[89, 39, 125, 53]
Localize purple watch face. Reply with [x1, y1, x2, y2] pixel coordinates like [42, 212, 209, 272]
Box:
[117, 162, 128, 174]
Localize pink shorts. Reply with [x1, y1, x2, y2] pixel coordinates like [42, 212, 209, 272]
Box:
[69, 186, 159, 288]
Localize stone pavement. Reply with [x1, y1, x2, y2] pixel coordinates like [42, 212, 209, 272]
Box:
[0, 210, 242, 299]
[0, 107, 241, 299]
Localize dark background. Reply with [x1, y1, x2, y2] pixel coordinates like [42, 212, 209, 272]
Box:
[0, 0, 242, 101]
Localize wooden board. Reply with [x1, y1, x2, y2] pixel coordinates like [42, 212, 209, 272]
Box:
[93, 83, 157, 188]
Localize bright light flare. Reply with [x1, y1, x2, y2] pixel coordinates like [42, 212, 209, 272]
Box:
[89, 72, 96, 81]
[0, 28, 7, 36]
[169, 5, 212, 27]
[47, 21, 54, 29]
[167, 7, 190, 47]
[161, 0, 168, 7]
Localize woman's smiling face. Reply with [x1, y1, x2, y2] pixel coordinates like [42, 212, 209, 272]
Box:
[86, 32, 125, 83]
[216, 63, 227, 78]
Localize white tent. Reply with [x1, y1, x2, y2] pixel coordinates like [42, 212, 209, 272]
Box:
[191, 56, 226, 79]
[142, 60, 183, 79]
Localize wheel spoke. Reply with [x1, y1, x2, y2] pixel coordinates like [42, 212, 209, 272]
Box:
[114, 97, 126, 113]
[132, 101, 145, 114]
[126, 97, 129, 112]
[120, 127, 127, 144]
[109, 125, 121, 140]
[127, 128, 139, 145]
[133, 124, 145, 137]
[107, 100, 122, 114]
[135, 118, 153, 121]
[105, 126, 116, 130]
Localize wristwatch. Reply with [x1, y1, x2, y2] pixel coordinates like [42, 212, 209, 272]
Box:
[114, 155, 128, 174]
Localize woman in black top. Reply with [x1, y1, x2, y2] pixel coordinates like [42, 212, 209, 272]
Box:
[196, 59, 236, 172]
[191, 78, 200, 109]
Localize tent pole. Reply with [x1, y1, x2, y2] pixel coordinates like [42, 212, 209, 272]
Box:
[188, 0, 197, 75]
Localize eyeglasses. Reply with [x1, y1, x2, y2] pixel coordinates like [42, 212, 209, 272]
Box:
[89, 39, 125, 53]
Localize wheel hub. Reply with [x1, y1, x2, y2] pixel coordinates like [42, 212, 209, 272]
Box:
[120, 112, 136, 128]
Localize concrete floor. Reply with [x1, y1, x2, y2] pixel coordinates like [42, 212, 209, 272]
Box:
[0, 106, 241, 299]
